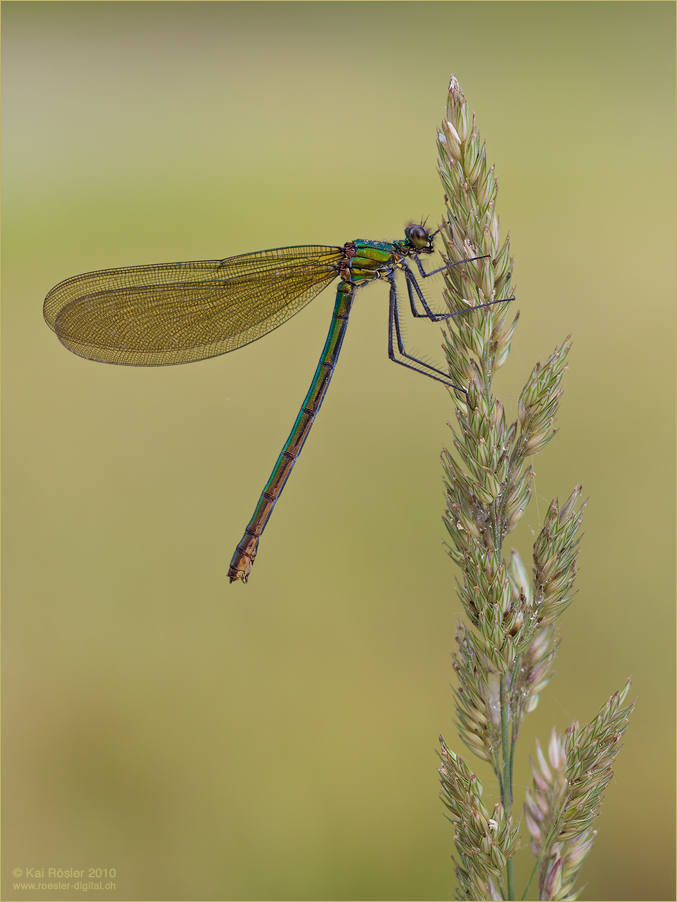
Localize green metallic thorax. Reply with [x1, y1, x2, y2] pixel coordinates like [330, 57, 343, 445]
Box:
[345, 239, 404, 285]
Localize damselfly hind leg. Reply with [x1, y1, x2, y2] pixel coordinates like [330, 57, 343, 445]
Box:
[387, 275, 471, 406]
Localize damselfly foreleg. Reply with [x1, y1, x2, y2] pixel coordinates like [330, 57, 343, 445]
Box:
[401, 260, 514, 322]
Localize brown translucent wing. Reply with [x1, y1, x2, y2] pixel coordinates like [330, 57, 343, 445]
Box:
[44, 245, 343, 366]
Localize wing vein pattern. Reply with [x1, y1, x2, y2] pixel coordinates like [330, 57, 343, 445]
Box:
[44, 245, 343, 365]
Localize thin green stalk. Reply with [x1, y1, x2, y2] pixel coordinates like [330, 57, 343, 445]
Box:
[521, 815, 562, 901]
[500, 676, 511, 805]
[501, 674, 515, 900]
[509, 700, 518, 787]
[495, 751, 505, 803]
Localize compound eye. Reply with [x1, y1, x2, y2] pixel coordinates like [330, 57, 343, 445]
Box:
[409, 225, 429, 249]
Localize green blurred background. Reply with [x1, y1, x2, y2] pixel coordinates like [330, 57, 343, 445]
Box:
[3, 3, 674, 900]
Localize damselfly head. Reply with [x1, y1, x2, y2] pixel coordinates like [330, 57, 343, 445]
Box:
[404, 223, 435, 254]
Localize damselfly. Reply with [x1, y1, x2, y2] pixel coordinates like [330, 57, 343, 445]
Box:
[44, 223, 512, 583]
